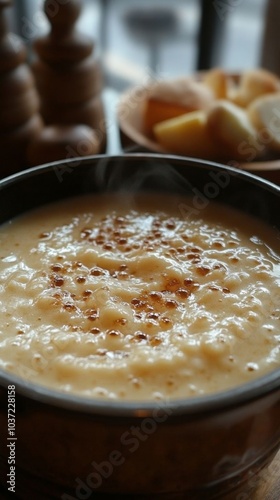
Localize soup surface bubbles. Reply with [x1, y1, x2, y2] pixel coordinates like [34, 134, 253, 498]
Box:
[0, 193, 279, 400]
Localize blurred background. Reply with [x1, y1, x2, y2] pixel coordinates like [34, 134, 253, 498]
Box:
[8, 0, 267, 91]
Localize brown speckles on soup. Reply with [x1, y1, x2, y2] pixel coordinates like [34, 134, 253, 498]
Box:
[0, 193, 279, 401]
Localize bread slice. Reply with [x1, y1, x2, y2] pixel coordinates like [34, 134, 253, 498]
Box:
[248, 92, 280, 151]
[229, 68, 280, 108]
[207, 100, 260, 160]
[203, 68, 229, 99]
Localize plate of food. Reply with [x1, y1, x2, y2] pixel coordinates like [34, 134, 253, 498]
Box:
[117, 68, 280, 183]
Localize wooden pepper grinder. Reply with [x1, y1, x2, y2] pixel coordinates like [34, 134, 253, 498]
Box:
[32, 0, 105, 146]
[27, 0, 105, 166]
[0, 0, 43, 177]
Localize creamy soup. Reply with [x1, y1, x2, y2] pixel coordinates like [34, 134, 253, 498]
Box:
[0, 193, 279, 401]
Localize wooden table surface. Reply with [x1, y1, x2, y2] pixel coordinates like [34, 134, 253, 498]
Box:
[251, 451, 280, 500]
[226, 450, 280, 499]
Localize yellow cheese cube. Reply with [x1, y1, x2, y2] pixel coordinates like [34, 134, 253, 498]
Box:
[153, 110, 223, 160]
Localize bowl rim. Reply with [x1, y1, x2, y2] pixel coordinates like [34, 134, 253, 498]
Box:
[2, 151, 280, 188]
[1, 366, 280, 417]
[0, 152, 280, 417]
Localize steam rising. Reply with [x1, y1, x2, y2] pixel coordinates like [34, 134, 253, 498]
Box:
[91, 154, 194, 197]
[85, 155, 280, 233]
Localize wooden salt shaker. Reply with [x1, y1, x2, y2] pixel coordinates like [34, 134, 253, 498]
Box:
[32, 0, 105, 143]
[0, 0, 43, 177]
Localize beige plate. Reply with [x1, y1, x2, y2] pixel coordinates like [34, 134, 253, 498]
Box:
[117, 78, 280, 185]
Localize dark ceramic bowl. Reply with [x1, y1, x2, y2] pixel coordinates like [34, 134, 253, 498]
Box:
[0, 154, 279, 500]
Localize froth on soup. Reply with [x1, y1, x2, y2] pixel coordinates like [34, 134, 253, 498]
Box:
[0, 193, 279, 401]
